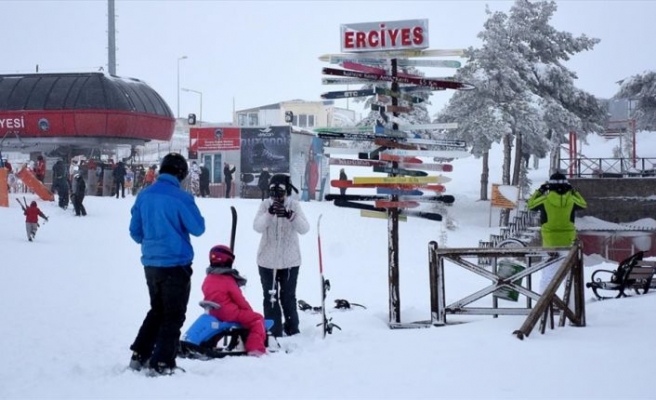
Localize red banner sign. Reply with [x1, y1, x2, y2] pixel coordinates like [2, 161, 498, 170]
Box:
[189, 127, 241, 152]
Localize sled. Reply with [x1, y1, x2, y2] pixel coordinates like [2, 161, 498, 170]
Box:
[585, 251, 656, 300]
[178, 301, 275, 360]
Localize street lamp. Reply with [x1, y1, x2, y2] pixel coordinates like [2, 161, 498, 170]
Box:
[181, 87, 202, 126]
[177, 55, 188, 118]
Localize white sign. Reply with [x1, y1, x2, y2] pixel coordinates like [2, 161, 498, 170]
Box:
[340, 19, 429, 53]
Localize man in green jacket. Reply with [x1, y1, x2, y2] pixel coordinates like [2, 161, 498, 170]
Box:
[527, 172, 587, 293]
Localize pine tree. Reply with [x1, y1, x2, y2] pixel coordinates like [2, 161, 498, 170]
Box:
[437, 0, 606, 206]
[614, 71, 656, 131]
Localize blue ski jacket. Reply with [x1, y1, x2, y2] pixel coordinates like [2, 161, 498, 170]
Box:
[130, 173, 205, 267]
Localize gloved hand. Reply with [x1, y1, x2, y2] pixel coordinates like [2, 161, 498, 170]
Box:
[269, 200, 286, 217]
[275, 204, 289, 218]
[284, 209, 294, 220]
[538, 183, 549, 194]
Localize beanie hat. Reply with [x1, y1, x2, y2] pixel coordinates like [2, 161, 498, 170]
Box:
[548, 172, 567, 184]
[209, 245, 235, 267]
[269, 174, 298, 197]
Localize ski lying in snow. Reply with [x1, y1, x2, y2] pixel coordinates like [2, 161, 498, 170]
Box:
[318, 48, 466, 62]
[330, 180, 445, 192]
[323, 55, 462, 68]
[322, 67, 474, 91]
[371, 165, 428, 176]
[333, 200, 443, 221]
[298, 299, 367, 313]
[325, 194, 455, 204]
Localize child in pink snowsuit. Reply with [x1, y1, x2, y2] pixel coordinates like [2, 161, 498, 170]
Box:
[201, 245, 267, 356]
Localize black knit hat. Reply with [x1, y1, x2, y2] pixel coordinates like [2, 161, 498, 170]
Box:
[268, 174, 298, 196]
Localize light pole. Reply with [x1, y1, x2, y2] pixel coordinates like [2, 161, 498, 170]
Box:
[181, 87, 202, 126]
[176, 55, 188, 118]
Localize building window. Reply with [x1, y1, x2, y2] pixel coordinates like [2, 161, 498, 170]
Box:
[291, 114, 316, 128]
[238, 114, 247, 126]
[248, 113, 258, 126]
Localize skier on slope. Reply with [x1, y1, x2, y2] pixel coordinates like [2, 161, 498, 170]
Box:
[253, 174, 309, 337]
[22, 201, 48, 241]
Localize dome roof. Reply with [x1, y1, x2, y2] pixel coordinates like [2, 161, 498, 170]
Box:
[0, 72, 172, 118]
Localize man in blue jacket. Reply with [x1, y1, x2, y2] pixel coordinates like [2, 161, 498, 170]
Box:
[128, 153, 205, 375]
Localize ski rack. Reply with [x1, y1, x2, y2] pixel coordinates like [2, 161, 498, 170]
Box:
[428, 240, 586, 339]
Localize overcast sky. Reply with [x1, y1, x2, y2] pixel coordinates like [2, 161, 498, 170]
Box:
[3, 1, 655, 124]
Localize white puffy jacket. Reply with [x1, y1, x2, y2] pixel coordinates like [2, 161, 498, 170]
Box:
[253, 197, 310, 269]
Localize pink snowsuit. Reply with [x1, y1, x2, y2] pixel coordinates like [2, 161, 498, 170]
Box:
[201, 273, 267, 355]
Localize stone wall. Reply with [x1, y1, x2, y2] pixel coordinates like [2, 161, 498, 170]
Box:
[569, 178, 656, 223]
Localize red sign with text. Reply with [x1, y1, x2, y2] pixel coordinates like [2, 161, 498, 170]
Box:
[340, 19, 429, 53]
[189, 126, 241, 152]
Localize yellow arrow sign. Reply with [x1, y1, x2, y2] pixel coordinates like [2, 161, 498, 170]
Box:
[360, 210, 408, 221]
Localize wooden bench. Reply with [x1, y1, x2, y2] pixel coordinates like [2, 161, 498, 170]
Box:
[586, 252, 656, 300]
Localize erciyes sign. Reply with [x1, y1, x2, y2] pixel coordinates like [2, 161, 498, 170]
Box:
[340, 19, 429, 53]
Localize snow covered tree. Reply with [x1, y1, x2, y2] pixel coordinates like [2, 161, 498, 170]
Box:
[614, 71, 656, 131]
[437, 0, 606, 207]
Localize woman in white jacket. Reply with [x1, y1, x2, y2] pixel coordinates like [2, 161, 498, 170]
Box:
[253, 174, 310, 337]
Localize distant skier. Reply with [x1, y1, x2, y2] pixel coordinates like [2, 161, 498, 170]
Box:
[113, 161, 127, 198]
[339, 168, 348, 196]
[71, 173, 87, 217]
[199, 164, 210, 197]
[223, 162, 236, 198]
[35, 155, 46, 183]
[257, 168, 271, 201]
[52, 160, 69, 209]
[22, 201, 48, 241]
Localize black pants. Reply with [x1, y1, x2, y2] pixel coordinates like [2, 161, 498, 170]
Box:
[72, 193, 86, 216]
[260, 188, 269, 200]
[225, 180, 232, 198]
[115, 180, 125, 198]
[258, 267, 299, 337]
[130, 265, 192, 367]
[200, 182, 210, 197]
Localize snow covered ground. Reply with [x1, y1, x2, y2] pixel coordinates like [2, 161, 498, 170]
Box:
[0, 133, 654, 399]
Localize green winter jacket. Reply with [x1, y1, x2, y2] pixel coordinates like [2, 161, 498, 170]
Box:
[527, 189, 587, 247]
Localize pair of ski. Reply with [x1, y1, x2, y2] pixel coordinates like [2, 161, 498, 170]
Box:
[330, 179, 445, 193]
[325, 194, 455, 205]
[322, 67, 474, 91]
[328, 157, 453, 172]
[323, 55, 462, 69]
[332, 199, 443, 221]
[320, 87, 427, 104]
[298, 299, 367, 313]
[315, 122, 459, 133]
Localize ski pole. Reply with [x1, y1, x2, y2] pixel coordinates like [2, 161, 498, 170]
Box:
[268, 268, 278, 304]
